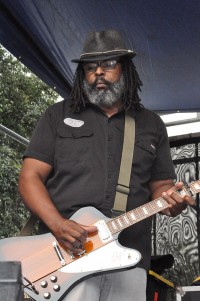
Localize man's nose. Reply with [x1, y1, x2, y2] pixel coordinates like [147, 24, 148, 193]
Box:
[95, 66, 105, 76]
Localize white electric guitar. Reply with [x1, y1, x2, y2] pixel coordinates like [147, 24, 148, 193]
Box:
[0, 180, 199, 301]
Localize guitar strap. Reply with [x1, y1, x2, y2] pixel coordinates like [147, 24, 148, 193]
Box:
[112, 111, 135, 217]
[19, 214, 37, 236]
[19, 111, 135, 235]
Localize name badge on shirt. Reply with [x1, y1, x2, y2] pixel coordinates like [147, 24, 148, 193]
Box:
[64, 118, 84, 128]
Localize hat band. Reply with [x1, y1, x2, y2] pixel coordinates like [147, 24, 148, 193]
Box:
[80, 49, 134, 58]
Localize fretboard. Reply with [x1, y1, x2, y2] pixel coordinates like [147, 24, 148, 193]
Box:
[107, 180, 200, 235]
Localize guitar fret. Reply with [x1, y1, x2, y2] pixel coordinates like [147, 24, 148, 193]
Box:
[111, 220, 118, 230]
[120, 215, 130, 227]
[158, 198, 167, 208]
[156, 199, 164, 208]
[123, 215, 130, 225]
[147, 203, 154, 213]
[142, 206, 148, 215]
[149, 201, 156, 214]
[133, 208, 141, 221]
[125, 213, 133, 226]
[110, 218, 121, 232]
[177, 187, 190, 198]
[150, 201, 159, 213]
[135, 208, 144, 220]
[148, 202, 154, 212]
[151, 201, 159, 215]
[190, 185, 196, 195]
[129, 212, 136, 222]
[139, 206, 148, 218]
[117, 218, 123, 228]
[107, 221, 117, 234]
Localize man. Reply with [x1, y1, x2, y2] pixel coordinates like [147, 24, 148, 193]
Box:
[18, 30, 194, 301]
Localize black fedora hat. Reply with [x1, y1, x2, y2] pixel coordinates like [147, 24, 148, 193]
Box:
[72, 29, 136, 63]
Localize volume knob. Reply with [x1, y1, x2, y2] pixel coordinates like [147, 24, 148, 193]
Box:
[50, 275, 57, 283]
[53, 284, 61, 292]
[41, 281, 48, 288]
[44, 292, 51, 299]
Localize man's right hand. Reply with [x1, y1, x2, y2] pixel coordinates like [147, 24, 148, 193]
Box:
[52, 218, 97, 253]
[19, 158, 97, 253]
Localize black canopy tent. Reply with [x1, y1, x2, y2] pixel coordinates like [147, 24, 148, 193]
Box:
[1, 1, 200, 292]
[0, 0, 199, 112]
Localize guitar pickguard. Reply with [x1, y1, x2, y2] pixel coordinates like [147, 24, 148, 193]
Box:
[60, 240, 141, 273]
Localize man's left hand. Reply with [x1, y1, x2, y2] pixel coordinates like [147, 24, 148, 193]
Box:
[161, 182, 195, 217]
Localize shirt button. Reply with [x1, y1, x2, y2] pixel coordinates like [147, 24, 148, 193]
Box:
[108, 174, 112, 178]
[108, 135, 112, 141]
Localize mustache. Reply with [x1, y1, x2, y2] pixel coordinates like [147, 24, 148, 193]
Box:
[90, 77, 112, 89]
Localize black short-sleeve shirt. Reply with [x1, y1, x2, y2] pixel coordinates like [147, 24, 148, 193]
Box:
[24, 100, 176, 269]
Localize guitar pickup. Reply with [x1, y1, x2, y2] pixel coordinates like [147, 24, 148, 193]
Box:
[94, 220, 113, 242]
[53, 242, 66, 266]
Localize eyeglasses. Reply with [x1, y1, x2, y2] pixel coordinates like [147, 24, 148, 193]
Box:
[83, 60, 120, 73]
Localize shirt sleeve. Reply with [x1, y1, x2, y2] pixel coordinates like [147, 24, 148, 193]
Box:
[150, 117, 176, 181]
[24, 107, 57, 166]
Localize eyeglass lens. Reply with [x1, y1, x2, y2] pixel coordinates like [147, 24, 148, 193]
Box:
[83, 60, 118, 73]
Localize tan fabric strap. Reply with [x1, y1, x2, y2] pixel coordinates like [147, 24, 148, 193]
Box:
[19, 215, 37, 236]
[112, 112, 135, 216]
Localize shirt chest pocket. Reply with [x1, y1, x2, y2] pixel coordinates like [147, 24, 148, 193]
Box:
[56, 126, 94, 162]
[134, 138, 156, 168]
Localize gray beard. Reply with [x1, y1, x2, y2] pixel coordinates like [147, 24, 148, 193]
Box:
[83, 75, 125, 108]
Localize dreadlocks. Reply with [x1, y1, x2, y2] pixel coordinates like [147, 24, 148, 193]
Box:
[70, 64, 86, 112]
[70, 58, 143, 112]
[121, 58, 143, 111]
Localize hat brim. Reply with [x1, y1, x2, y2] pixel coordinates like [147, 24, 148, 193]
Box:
[71, 51, 136, 63]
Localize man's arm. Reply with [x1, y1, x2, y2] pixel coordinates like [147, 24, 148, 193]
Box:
[149, 179, 195, 217]
[19, 158, 96, 252]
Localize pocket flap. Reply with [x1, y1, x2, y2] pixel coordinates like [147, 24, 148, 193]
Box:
[58, 125, 93, 138]
[136, 139, 156, 155]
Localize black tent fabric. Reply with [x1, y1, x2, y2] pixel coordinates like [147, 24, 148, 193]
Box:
[0, 0, 199, 111]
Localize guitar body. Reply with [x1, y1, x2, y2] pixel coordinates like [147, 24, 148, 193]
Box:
[0, 207, 141, 301]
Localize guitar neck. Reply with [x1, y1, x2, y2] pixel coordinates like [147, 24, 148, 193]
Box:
[107, 180, 200, 235]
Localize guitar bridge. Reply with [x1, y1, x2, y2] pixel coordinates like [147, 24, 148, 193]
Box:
[94, 220, 113, 243]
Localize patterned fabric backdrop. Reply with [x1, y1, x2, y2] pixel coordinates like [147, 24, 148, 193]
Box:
[151, 143, 200, 300]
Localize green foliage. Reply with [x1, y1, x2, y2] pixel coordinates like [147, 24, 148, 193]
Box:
[0, 45, 59, 238]
[0, 142, 25, 237]
[0, 46, 59, 146]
